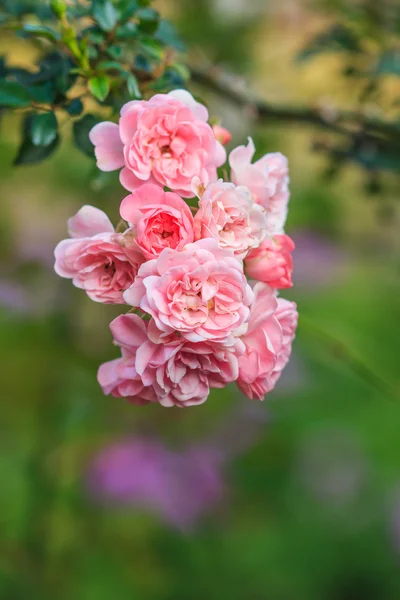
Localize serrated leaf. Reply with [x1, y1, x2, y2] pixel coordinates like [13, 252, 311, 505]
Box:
[65, 98, 83, 116]
[30, 112, 58, 146]
[22, 24, 61, 42]
[126, 73, 141, 98]
[0, 81, 31, 108]
[89, 76, 110, 102]
[92, 0, 119, 32]
[73, 114, 101, 157]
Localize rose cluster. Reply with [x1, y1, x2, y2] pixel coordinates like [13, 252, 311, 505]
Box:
[54, 90, 298, 407]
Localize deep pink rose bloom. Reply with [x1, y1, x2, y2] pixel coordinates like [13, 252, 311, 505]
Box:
[229, 137, 290, 235]
[98, 313, 241, 407]
[54, 205, 143, 304]
[89, 90, 226, 197]
[212, 124, 232, 146]
[245, 234, 295, 288]
[236, 283, 297, 400]
[123, 239, 253, 344]
[193, 179, 267, 259]
[119, 183, 194, 259]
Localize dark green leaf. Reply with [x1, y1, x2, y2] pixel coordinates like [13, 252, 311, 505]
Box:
[30, 112, 58, 146]
[92, 0, 118, 32]
[118, 0, 139, 21]
[97, 60, 126, 72]
[137, 7, 159, 35]
[126, 73, 141, 98]
[139, 37, 164, 60]
[89, 75, 110, 102]
[65, 98, 83, 116]
[134, 54, 151, 72]
[107, 44, 123, 59]
[14, 118, 60, 165]
[21, 24, 60, 42]
[116, 22, 138, 40]
[296, 24, 362, 63]
[0, 81, 31, 108]
[26, 82, 56, 104]
[73, 114, 101, 157]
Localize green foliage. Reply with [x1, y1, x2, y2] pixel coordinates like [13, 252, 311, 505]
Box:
[0, 0, 188, 164]
[296, 24, 362, 62]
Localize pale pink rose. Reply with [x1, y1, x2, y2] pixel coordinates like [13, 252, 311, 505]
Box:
[229, 137, 290, 235]
[99, 313, 241, 407]
[119, 183, 194, 259]
[124, 239, 253, 344]
[245, 234, 294, 288]
[54, 205, 143, 304]
[89, 90, 226, 197]
[97, 314, 157, 405]
[236, 283, 297, 400]
[270, 297, 298, 389]
[193, 179, 267, 259]
[212, 124, 232, 146]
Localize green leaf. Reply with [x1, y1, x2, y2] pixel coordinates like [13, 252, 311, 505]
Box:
[22, 24, 61, 42]
[92, 0, 119, 32]
[116, 22, 138, 40]
[73, 114, 101, 157]
[137, 7, 160, 34]
[29, 112, 58, 146]
[26, 82, 56, 104]
[118, 0, 139, 21]
[97, 60, 127, 72]
[14, 119, 60, 165]
[296, 24, 361, 63]
[155, 20, 185, 51]
[126, 73, 141, 98]
[139, 37, 164, 60]
[0, 80, 31, 108]
[89, 76, 110, 102]
[107, 44, 123, 59]
[65, 98, 83, 116]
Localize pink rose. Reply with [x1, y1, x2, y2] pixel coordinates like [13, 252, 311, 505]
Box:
[193, 179, 267, 259]
[229, 137, 290, 235]
[124, 239, 254, 344]
[119, 183, 194, 260]
[245, 234, 294, 288]
[54, 205, 143, 304]
[99, 313, 241, 407]
[212, 124, 232, 146]
[236, 283, 297, 400]
[89, 90, 226, 197]
[270, 297, 298, 389]
[97, 314, 157, 405]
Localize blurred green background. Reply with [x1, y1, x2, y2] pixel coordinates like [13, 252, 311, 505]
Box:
[1, 0, 400, 598]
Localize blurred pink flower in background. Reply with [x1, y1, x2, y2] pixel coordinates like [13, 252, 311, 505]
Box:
[88, 439, 224, 531]
[90, 90, 226, 197]
[87, 404, 268, 531]
[291, 229, 347, 289]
